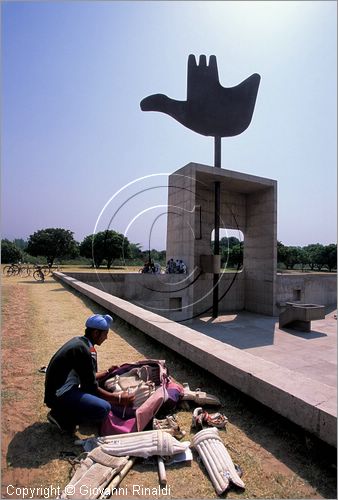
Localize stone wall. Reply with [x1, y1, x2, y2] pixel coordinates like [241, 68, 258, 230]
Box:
[276, 273, 337, 309]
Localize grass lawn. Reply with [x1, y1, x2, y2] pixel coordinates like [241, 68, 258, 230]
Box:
[1, 269, 336, 499]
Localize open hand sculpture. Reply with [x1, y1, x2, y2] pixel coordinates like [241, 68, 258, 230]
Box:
[140, 54, 260, 138]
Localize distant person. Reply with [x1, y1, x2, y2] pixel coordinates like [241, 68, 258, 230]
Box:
[154, 262, 161, 274]
[141, 262, 150, 273]
[166, 258, 175, 274]
[141, 261, 155, 273]
[179, 260, 187, 274]
[44, 314, 134, 433]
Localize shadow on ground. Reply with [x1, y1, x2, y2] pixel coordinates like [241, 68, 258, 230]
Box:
[6, 423, 83, 468]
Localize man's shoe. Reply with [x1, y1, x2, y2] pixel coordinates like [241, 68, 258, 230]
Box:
[47, 411, 76, 434]
[47, 411, 63, 431]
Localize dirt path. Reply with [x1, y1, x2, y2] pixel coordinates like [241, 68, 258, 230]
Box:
[1, 272, 336, 499]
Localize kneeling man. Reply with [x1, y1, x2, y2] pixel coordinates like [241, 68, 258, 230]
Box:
[44, 313, 134, 433]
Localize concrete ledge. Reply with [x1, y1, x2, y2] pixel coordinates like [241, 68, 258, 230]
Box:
[54, 272, 336, 447]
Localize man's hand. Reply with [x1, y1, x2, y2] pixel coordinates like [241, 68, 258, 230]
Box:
[115, 391, 135, 407]
[96, 365, 118, 382]
[107, 365, 118, 374]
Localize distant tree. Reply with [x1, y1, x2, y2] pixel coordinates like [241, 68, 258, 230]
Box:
[13, 238, 28, 250]
[157, 250, 166, 263]
[278, 242, 302, 269]
[217, 235, 241, 261]
[1, 239, 23, 263]
[129, 243, 143, 260]
[227, 243, 243, 269]
[303, 243, 325, 271]
[323, 244, 337, 272]
[80, 230, 130, 268]
[141, 249, 166, 264]
[297, 247, 309, 271]
[218, 236, 240, 252]
[277, 241, 287, 266]
[26, 228, 79, 266]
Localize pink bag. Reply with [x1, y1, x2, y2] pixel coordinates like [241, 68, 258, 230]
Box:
[99, 359, 184, 435]
[100, 410, 137, 436]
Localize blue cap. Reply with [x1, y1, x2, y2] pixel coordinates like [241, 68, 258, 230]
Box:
[85, 314, 113, 331]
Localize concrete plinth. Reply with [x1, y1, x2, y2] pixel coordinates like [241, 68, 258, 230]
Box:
[279, 302, 326, 330]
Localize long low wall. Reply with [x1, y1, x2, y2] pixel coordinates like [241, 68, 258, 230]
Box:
[59, 271, 337, 320]
[276, 273, 337, 308]
[53, 272, 336, 447]
[62, 271, 245, 321]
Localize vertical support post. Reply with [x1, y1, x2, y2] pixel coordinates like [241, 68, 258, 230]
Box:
[214, 136, 221, 168]
[213, 136, 221, 318]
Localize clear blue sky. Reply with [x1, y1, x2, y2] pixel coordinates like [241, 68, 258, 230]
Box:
[2, 1, 337, 251]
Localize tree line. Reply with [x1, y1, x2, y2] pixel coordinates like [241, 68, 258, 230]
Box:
[277, 241, 337, 272]
[1, 228, 337, 272]
[1, 228, 165, 268]
[216, 238, 336, 272]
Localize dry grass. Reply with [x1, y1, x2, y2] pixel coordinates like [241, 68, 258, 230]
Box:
[1, 268, 337, 499]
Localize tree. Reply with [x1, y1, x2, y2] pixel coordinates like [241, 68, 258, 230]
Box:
[1, 239, 23, 263]
[142, 249, 166, 264]
[129, 243, 143, 260]
[13, 238, 28, 250]
[277, 241, 287, 267]
[277, 242, 302, 269]
[297, 247, 309, 272]
[26, 228, 79, 266]
[218, 236, 243, 268]
[323, 244, 337, 272]
[227, 243, 243, 269]
[303, 244, 325, 271]
[80, 230, 130, 269]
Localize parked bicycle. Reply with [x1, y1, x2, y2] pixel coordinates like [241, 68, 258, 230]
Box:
[3, 264, 20, 276]
[33, 265, 45, 282]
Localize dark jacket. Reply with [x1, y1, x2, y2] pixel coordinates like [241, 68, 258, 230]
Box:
[44, 336, 98, 407]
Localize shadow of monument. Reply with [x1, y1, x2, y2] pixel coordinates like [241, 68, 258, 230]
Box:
[280, 328, 327, 339]
[191, 313, 277, 349]
[6, 422, 80, 468]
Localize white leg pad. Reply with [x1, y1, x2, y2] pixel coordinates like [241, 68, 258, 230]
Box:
[101, 430, 190, 458]
[59, 451, 128, 498]
[192, 428, 245, 494]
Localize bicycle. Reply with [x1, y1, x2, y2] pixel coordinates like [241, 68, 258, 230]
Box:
[33, 266, 45, 282]
[3, 264, 20, 276]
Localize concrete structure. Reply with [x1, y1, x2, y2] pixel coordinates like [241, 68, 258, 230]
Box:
[53, 272, 337, 447]
[62, 271, 336, 324]
[276, 272, 337, 307]
[279, 302, 326, 331]
[166, 163, 277, 319]
[61, 164, 336, 322]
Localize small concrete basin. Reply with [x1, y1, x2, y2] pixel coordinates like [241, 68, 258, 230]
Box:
[280, 302, 326, 329]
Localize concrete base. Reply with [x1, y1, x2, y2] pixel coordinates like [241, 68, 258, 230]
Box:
[279, 302, 326, 331]
[53, 272, 337, 447]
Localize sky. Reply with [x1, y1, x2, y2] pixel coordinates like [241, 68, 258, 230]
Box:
[2, 1, 337, 252]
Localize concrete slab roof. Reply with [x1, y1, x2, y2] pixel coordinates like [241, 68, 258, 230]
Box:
[172, 162, 277, 193]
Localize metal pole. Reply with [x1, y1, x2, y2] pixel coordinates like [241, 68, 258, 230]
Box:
[214, 136, 221, 168]
[212, 137, 221, 318]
